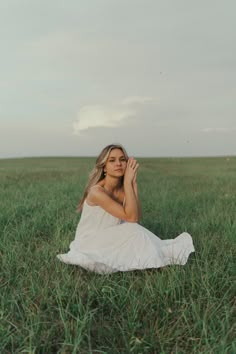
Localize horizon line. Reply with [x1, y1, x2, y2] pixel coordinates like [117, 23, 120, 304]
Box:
[0, 154, 235, 160]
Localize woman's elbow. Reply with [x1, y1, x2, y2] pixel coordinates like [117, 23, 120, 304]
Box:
[126, 217, 139, 223]
[124, 210, 139, 223]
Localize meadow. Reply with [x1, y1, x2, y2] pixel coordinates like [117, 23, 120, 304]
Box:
[0, 156, 235, 353]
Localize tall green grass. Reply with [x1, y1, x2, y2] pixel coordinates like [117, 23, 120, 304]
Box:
[0, 156, 235, 353]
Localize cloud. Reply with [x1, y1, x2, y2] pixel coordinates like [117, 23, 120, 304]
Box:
[73, 104, 136, 134]
[121, 96, 159, 105]
[73, 96, 161, 134]
[202, 127, 236, 133]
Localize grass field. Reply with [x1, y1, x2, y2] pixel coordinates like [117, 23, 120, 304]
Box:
[0, 156, 235, 353]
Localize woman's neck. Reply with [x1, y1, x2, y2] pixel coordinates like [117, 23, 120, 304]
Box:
[102, 176, 122, 193]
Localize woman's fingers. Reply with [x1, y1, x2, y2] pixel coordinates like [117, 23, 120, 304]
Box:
[129, 161, 139, 175]
[128, 157, 137, 169]
[124, 158, 139, 183]
[133, 164, 139, 176]
[128, 157, 134, 166]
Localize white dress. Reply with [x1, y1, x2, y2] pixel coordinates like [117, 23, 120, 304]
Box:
[57, 200, 195, 274]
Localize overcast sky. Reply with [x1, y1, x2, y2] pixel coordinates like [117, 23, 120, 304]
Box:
[0, 0, 235, 158]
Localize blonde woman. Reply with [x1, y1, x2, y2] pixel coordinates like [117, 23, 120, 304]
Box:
[57, 144, 194, 273]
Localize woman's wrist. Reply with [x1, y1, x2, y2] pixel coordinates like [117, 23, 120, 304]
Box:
[133, 181, 138, 191]
[124, 179, 133, 187]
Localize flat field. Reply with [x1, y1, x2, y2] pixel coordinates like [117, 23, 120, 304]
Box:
[0, 156, 235, 353]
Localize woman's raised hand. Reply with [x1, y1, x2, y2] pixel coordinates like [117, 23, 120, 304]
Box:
[124, 157, 139, 184]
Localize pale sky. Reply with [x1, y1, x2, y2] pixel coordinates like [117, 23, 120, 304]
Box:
[0, 0, 235, 158]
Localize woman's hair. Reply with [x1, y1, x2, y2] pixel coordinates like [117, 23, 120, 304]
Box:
[77, 143, 129, 212]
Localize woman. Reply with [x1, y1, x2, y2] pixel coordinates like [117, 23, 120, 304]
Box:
[57, 144, 195, 274]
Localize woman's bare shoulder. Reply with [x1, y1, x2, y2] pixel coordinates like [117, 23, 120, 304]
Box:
[86, 184, 105, 205]
[86, 184, 135, 222]
[87, 184, 105, 201]
[88, 184, 124, 205]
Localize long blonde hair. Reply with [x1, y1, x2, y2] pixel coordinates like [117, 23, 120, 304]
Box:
[77, 144, 129, 212]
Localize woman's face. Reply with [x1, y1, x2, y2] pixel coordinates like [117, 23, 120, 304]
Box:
[104, 148, 127, 177]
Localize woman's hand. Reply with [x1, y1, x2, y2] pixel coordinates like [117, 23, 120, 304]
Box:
[124, 157, 139, 184]
[124, 157, 141, 221]
[133, 165, 138, 185]
[130, 157, 139, 185]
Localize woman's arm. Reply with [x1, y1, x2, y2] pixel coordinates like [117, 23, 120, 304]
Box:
[131, 159, 142, 221]
[123, 158, 140, 222]
[87, 185, 139, 223]
[133, 180, 142, 221]
[123, 181, 139, 222]
[87, 158, 139, 223]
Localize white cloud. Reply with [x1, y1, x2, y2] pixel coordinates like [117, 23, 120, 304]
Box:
[121, 96, 159, 105]
[73, 104, 136, 134]
[73, 96, 161, 134]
